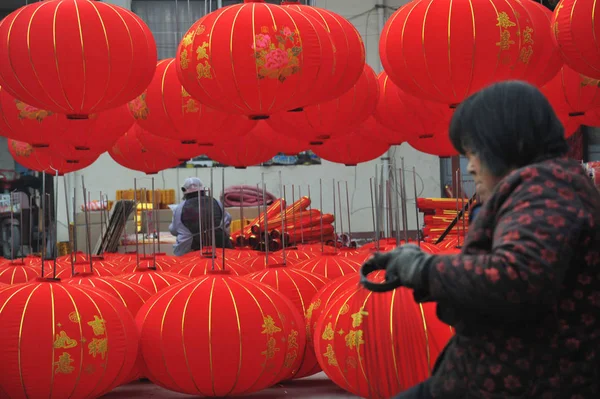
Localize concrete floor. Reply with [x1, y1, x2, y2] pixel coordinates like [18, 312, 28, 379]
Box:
[102, 373, 359, 398]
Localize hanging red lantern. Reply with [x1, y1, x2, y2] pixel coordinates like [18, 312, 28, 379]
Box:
[137, 272, 307, 395]
[0, 0, 157, 119]
[176, 0, 336, 119]
[552, 0, 600, 79]
[0, 86, 68, 147]
[173, 256, 254, 277]
[0, 260, 41, 284]
[541, 65, 600, 117]
[381, 0, 551, 105]
[0, 279, 138, 398]
[207, 122, 280, 168]
[313, 272, 451, 398]
[374, 73, 452, 140]
[8, 139, 98, 175]
[136, 129, 204, 163]
[351, 116, 406, 146]
[109, 124, 182, 175]
[36, 141, 102, 164]
[280, 1, 365, 101]
[252, 121, 308, 155]
[268, 64, 379, 142]
[117, 268, 189, 295]
[54, 260, 119, 278]
[119, 256, 174, 273]
[295, 253, 361, 279]
[62, 105, 134, 153]
[129, 59, 256, 147]
[408, 131, 458, 157]
[312, 132, 390, 166]
[521, 0, 563, 86]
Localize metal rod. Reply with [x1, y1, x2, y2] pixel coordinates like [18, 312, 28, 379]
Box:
[239, 186, 244, 247]
[386, 180, 393, 241]
[197, 179, 204, 256]
[81, 176, 93, 274]
[455, 169, 461, 248]
[151, 178, 157, 267]
[298, 186, 303, 245]
[307, 185, 312, 247]
[461, 175, 467, 243]
[133, 179, 140, 268]
[18, 190, 23, 259]
[155, 182, 161, 253]
[279, 171, 286, 265]
[10, 190, 15, 260]
[283, 185, 288, 248]
[63, 179, 74, 274]
[401, 159, 410, 243]
[261, 175, 269, 263]
[413, 167, 421, 246]
[210, 168, 217, 267]
[99, 191, 105, 254]
[221, 168, 226, 269]
[53, 170, 59, 275]
[345, 181, 352, 245]
[72, 191, 77, 271]
[40, 172, 46, 276]
[291, 185, 297, 246]
[337, 181, 344, 247]
[394, 167, 401, 247]
[369, 178, 377, 250]
[29, 194, 34, 260]
[319, 179, 324, 252]
[399, 168, 409, 244]
[332, 178, 337, 253]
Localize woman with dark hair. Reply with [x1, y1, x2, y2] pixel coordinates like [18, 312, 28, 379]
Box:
[364, 81, 600, 398]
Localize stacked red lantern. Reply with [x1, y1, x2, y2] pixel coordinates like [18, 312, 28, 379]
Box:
[109, 124, 181, 174]
[8, 139, 98, 175]
[129, 59, 257, 146]
[541, 65, 600, 117]
[0, 0, 156, 118]
[176, 0, 337, 119]
[381, 0, 554, 105]
[552, 0, 600, 79]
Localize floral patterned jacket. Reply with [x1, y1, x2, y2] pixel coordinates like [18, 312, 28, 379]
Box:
[417, 158, 600, 398]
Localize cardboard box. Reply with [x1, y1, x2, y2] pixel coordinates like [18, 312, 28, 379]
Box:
[225, 207, 260, 221]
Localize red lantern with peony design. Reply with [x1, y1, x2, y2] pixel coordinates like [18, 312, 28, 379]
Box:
[541, 66, 600, 117]
[0, 0, 157, 119]
[267, 64, 379, 142]
[0, 279, 138, 398]
[374, 73, 451, 139]
[408, 132, 458, 157]
[0, 86, 68, 147]
[381, 0, 553, 105]
[118, 268, 188, 295]
[136, 272, 306, 395]
[295, 253, 361, 280]
[313, 272, 452, 398]
[245, 265, 329, 379]
[8, 139, 98, 175]
[61, 105, 134, 153]
[207, 122, 280, 168]
[280, 1, 365, 102]
[552, 0, 600, 79]
[109, 124, 181, 175]
[312, 133, 390, 166]
[176, 0, 336, 119]
[129, 59, 257, 147]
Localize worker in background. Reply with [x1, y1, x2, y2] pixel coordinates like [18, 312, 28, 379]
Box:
[169, 177, 232, 256]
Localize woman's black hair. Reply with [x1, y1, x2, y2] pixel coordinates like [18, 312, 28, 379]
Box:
[449, 80, 569, 177]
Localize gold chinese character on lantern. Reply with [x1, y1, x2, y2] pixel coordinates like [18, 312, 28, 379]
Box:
[580, 75, 600, 87]
[68, 311, 81, 323]
[88, 338, 108, 359]
[180, 49, 190, 70]
[338, 303, 349, 315]
[54, 352, 75, 374]
[344, 330, 365, 349]
[323, 344, 338, 366]
[196, 62, 213, 80]
[184, 99, 199, 113]
[53, 331, 78, 349]
[522, 26, 534, 45]
[196, 42, 209, 60]
[519, 46, 534, 64]
[496, 31, 515, 51]
[261, 315, 282, 335]
[496, 12, 516, 29]
[195, 25, 206, 35]
[287, 330, 299, 349]
[87, 316, 106, 336]
[351, 308, 369, 328]
[261, 337, 280, 361]
[182, 32, 194, 48]
[321, 322, 334, 341]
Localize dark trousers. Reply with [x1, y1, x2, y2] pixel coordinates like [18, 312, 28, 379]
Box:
[393, 380, 433, 399]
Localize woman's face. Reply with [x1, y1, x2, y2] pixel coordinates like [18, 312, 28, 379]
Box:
[465, 151, 501, 203]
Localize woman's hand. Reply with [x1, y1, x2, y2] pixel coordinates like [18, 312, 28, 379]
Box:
[363, 244, 433, 290]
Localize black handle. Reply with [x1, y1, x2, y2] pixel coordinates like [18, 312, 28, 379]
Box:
[360, 260, 403, 293]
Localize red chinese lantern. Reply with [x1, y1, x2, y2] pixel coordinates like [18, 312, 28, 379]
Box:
[0, 260, 41, 284]
[119, 256, 173, 273]
[552, 0, 600, 79]
[136, 272, 307, 395]
[118, 268, 188, 295]
[36, 141, 102, 164]
[129, 59, 257, 146]
[312, 133, 390, 166]
[352, 116, 406, 146]
[0, 0, 157, 118]
[239, 253, 289, 271]
[541, 66, 600, 117]
[61, 105, 134, 153]
[374, 73, 452, 139]
[176, 0, 336, 119]
[280, 1, 365, 101]
[268, 64, 379, 142]
[136, 129, 204, 163]
[173, 256, 253, 277]
[0, 86, 68, 147]
[408, 131, 458, 157]
[381, 0, 551, 105]
[63, 274, 152, 317]
[0, 279, 138, 398]
[109, 124, 181, 174]
[252, 121, 308, 155]
[8, 139, 98, 175]
[207, 123, 280, 168]
[295, 253, 361, 279]
[313, 273, 451, 398]
[54, 260, 119, 278]
[245, 265, 328, 379]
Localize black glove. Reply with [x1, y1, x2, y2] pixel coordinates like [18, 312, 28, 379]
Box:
[382, 244, 433, 291]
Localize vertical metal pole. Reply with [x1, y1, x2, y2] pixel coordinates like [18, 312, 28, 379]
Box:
[332, 178, 337, 253]
[63, 178, 74, 274]
[298, 186, 304, 245]
[278, 171, 286, 265]
[133, 179, 140, 268]
[307, 185, 312, 247]
[239, 186, 244, 247]
[345, 182, 352, 246]
[337, 181, 344, 246]
[455, 169, 461, 248]
[221, 168, 226, 269]
[400, 158, 410, 243]
[81, 176, 93, 273]
[210, 168, 216, 267]
[291, 185, 297, 246]
[413, 167, 421, 246]
[261, 174, 269, 264]
[10, 190, 15, 260]
[40, 172, 46, 276]
[53, 171, 59, 275]
[319, 179, 324, 252]
[369, 178, 377, 250]
[151, 178, 157, 266]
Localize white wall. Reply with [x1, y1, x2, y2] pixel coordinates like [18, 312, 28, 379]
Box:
[57, 0, 441, 241]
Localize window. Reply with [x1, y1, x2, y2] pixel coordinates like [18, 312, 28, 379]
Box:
[587, 127, 600, 161]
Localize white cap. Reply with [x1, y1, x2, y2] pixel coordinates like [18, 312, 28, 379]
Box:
[182, 177, 204, 193]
